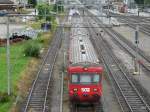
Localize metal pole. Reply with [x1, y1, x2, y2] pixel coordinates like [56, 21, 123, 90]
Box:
[23, 0, 26, 9]
[108, 0, 111, 25]
[60, 72, 64, 112]
[60, 26, 65, 111]
[139, 61, 140, 76]
[6, 16, 11, 95]
[134, 25, 139, 75]
[49, 0, 51, 5]
[45, 7, 46, 21]
[57, 3, 58, 14]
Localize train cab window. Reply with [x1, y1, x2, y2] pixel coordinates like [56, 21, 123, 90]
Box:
[80, 75, 91, 84]
[72, 74, 78, 83]
[71, 73, 100, 84]
[93, 74, 100, 83]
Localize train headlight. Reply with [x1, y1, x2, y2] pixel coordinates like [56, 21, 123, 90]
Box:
[83, 68, 88, 71]
[93, 88, 98, 92]
[83, 66, 88, 71]
[73, 88, 78, 92]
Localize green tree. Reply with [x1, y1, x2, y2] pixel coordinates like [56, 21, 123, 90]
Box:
[135, 0, 150, 5]
[144, 0, 150, 4]
[28, 0, 37, 7]
[53, 1, 64, 12]
[135, 0, 144, 4]
[37, 4, 53, 21]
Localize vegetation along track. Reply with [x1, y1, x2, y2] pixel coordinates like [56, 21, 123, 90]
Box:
[93, 14, 150, 74]
[85, 13, 150, 112]
[110, 13, 150, 36]
[22, 27, 63, 112]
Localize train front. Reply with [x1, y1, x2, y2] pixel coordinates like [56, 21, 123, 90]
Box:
[68, 64, 103, 103]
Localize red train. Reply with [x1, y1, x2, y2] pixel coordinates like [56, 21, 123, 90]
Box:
[67, 16, 103, 104]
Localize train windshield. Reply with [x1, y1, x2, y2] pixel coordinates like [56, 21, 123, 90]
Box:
[71, 73, 100, 84]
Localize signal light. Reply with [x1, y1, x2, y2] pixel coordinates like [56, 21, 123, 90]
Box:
[73, 88, 78, 92]
[93, 88, 98, 92]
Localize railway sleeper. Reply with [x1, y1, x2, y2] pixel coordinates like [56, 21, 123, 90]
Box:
[30, 96, 45, 99]
[28, 108, 43, 112]
[131, 108, 148, 112]
[32, 93, 46, 96]
[29, 102, 44, 105]
[121, 89, 136, 92]
[124, 94, 140, 97]
[125, 97, 142, 100]
[33, 88, 47, 91]
[130, 104, 146, 107]
[128, 102, 145, 105]
[28, 106, 43, 109]
[123, 92, 138, 94]
[32, 91, 46, 94]
[29, 99, 44, 101]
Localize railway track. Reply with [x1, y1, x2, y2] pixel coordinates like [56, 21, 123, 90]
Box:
[110, 13, 150, 36]
[107, 28, 150, 72]
[22, 27, 62, 112]
[85, 13, 150, 112]
[91, 14, 150, 74]
[71, 103, 103, 112]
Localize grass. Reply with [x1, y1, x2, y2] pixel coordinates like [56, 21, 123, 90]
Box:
[0, 9, 58, 111]
[0, 31, 53, 112]
[0, 40, 45, 111]
[0, 42, 30, 93]
[0, 100, 13, 112]
[0, 42, 31, 112]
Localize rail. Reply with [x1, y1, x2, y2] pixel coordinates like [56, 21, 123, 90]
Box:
[86, 13, 150, 112]
[23, 27, 62, 112]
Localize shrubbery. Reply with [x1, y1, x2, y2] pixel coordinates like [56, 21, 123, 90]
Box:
[0, 92, 11, 103]
[24, 41, 40, 58]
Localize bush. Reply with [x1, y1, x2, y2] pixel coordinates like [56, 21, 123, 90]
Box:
[38, 38, 44, 43]
[0, 92, 11, 103]
[24, 42, 40, 57]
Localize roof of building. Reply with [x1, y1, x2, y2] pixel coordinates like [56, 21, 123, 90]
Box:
[0, 0, 14, 4]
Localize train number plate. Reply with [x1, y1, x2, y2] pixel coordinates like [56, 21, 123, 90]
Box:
[81, 88, 90, 92]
